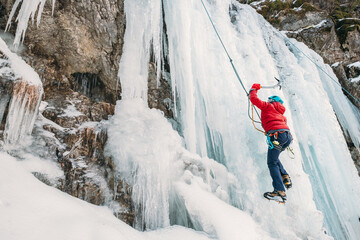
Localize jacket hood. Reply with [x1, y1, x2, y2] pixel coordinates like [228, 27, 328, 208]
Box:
[271, 102, 285, 114]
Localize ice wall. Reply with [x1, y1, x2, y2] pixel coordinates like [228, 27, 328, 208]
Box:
[0, 38, 43, 145]
[163, 0, 360, 239]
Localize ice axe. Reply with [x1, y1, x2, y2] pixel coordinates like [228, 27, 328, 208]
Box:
[260, 77, 282, 90]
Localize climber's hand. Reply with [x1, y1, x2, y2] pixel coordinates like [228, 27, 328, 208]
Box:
[250, 83, 261, 91]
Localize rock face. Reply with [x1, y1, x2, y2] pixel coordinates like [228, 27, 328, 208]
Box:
[19, 0, 125, 103]
[0, 52, 14, 128]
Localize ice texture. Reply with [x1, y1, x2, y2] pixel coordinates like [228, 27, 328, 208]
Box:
[112, 0, 360, 239]
[118, 0, 163, 100]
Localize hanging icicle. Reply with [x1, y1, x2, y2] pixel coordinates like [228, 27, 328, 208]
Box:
[5, 0, 56, 48]
[0, 38, 43, 145]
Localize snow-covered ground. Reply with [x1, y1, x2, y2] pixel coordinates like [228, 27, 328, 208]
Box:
[0, 152, 215, 240]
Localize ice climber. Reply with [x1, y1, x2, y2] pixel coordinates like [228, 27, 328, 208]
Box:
[249, 83, 292, 203]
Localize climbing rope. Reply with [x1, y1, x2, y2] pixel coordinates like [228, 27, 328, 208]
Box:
[251, 102, 266, 134]
[200, 0, 262, 124]
[201, 0, 360, 123]
[200, 1, 298, 158]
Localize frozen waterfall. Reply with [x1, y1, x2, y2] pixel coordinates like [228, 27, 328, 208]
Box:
[108, 0, 360, 239]
[5, 0, 360, 239]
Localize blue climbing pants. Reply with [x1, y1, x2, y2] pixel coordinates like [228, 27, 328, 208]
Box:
[267, 131, 292, 192]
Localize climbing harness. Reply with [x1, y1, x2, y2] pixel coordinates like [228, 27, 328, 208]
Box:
[267, 131, 281, 150]
[266, 131, 295, 158]
[267, 134, 274, 149]
[266, 131, 295, 159]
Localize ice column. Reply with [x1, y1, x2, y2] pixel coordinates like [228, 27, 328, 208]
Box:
[111, 0, 167, 230]
[118, 0, 163, 101]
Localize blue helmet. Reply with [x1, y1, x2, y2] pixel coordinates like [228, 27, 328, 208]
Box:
[268, 95, 283, 104]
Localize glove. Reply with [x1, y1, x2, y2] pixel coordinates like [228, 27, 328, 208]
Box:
[251, 83, 261, 90]
[249, 83, 261, 93]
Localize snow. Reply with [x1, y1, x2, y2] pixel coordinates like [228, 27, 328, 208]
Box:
[175, 181, 275, 240]
[250, 0, 266, 7]
[282, 20, 329, 34]
[348, 61, 360, 69]
[293, 6, 302, 12]
[59, 102, 84, 118]
[19, 152, 63, 180]
[0, 152, 213, 240]
[0, 37, 42, 85]
[338, 18, 360, 22]
[350, 75, 360, 83]
[331, 62, 340, 68]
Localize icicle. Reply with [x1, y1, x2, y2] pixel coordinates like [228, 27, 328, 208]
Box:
[0, 37, 43, 145]
[4, 81, 43, 144]
[5, 0, 56, 48]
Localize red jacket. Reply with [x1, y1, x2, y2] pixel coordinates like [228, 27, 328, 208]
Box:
[249, 90, 289, 133]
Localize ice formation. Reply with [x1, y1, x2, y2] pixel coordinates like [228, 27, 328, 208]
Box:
[118, 0, 163, 101]
[108, 0, 360, 239]
[0, 38, 43, 145]
[2, 0, 360, 239]
[5, 0, 55, 48]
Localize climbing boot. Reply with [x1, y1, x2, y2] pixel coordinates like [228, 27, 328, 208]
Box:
[264, 190, 287, 203]
[282, 175, 292, 189]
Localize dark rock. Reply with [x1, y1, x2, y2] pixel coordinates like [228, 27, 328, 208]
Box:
[42, 87, 114, 128]
[346, 62, 360, 79]
[147, 62, 173, 118]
